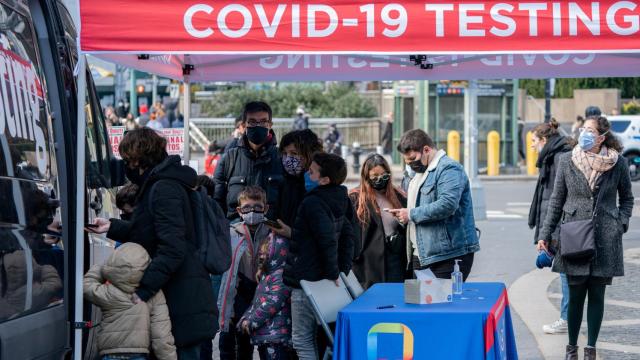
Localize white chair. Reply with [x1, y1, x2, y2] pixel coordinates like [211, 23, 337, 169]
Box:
[300, 278, 353, 360]
[340, 271, 364, 299]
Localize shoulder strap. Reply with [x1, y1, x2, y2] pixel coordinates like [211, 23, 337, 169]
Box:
[224, 148, 240, 183]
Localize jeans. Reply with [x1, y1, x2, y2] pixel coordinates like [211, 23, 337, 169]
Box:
[178, 345, 201, 360]
[291, 289, 318, 360]
[412, 252, 475, 281]
[560, 273, 569, 321]
[257, 344, 294, 360]
[101, 355, 147, 360]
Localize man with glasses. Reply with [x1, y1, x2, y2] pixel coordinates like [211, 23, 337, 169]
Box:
[214, 101, 283, 222]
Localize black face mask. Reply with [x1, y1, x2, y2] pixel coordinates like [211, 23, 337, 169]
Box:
[246, 126, 269, 145]
[409, 153, 428, 173]
[120, 212, 133, 221]
[369, 176, 390, 190]
[125, 167, 145, 185]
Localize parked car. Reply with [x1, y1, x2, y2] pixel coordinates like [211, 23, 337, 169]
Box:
[608, 115, 640, 181]
[0, 1, 123, 358]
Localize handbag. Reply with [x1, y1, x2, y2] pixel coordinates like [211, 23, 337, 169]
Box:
[559, 195, 598, 262]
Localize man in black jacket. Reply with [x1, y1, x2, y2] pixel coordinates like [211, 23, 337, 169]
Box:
[90, 128, 216, 359]
[214, 101, 283, 221]
[282, 153, 355, 359]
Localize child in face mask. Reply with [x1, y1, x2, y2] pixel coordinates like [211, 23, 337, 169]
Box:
[238, 230, 293, 359]
[114, 183, 139, 248]
[218, 186, 274, 359]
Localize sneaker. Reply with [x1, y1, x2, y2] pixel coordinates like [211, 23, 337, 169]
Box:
[543, 319, 568, 334]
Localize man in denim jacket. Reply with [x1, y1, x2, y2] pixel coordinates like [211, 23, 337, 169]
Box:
[390, 129, 480, 280]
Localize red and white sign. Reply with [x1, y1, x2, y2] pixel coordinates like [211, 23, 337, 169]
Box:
[80, 1, 640, 54]
[109, 127, 185, 159]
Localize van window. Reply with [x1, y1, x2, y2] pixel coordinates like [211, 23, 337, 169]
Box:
[0, 3, 51, 181]
[610, 120, 631, 134]
[0, 3, 63, 323]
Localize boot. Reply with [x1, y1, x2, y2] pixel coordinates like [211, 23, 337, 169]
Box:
[564, 345, 578, 360]
[584, 346, 597, 360]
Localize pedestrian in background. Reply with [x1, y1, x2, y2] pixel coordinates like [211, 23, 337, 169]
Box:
[571, 115, 585, 141]
[89, 128, 217, 359]
[323, 123, 343, 156]
[292, 107, 308, 130]
[223, 116, 247, 153]
[528, 119, 574, 335]
[204, 142, 222, 177]
[349, 154, 407, 289]
[540, 116, 633, 360]
[391, 129, 480, 281]
[276, 129, 323, 229]
[214, 102, 282, 221]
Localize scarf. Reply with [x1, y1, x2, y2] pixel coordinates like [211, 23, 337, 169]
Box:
[571, 145, 619, 191]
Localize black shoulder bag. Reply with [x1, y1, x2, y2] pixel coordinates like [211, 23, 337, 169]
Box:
[559, 196, 598, 262]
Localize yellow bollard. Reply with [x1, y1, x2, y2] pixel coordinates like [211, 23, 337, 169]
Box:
[487, 131, 500, 176]
[526, 132, 539, 176]
[447, 130, 461, 162]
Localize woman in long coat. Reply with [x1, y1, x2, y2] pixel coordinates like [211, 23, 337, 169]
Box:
[350, 154, 407, 289]
[540, 116, 634, 360]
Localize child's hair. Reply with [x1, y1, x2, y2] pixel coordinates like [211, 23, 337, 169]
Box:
[255, 240, 271, 281]
[312, 152, 347, 185]
[237, 185, 267, 205]
[116, 183, 139, 210]
[280, 129, 323, 168]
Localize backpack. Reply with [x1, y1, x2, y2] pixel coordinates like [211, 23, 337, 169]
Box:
[149, 180, 232, 274]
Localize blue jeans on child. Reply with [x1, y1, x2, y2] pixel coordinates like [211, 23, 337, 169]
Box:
[560, 273, 569, 321]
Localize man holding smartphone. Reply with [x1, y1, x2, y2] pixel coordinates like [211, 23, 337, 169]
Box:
[389, 129, 480, 281]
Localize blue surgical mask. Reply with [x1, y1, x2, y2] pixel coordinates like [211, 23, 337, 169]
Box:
[304, 171, 319, 192]
[578, 131, 596, 151]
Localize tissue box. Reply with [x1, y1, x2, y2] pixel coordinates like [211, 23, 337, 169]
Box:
[404, 278, 453, 304]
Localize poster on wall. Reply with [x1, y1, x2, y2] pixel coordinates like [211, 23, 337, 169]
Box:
[109, 126, 184, 159]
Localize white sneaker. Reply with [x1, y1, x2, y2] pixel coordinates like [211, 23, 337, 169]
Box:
[543, 319, 568, 334]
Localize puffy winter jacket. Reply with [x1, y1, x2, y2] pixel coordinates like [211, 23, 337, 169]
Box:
[213, 133, 283, 220]
[240, 234, 292, 346]
[283, 184, 356, 288]
[83, 243, 177, 359]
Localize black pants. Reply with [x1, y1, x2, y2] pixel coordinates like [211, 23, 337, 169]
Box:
[257, 344, 294, 360]
[219, 274, 256, 360]
[412, 252, 474, 281]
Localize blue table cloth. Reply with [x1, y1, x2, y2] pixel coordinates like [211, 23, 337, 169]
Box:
[333, 282, 518, 360]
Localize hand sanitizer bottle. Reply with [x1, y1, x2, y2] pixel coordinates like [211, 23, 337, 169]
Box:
[451, 259, 463, 295]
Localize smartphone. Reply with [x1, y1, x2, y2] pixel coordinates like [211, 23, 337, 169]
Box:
[382, 208, 391, 212]
[85, 223, 99, 229]
[263, 219, 282, 229]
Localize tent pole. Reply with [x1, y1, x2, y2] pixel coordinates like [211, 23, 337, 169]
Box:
[464, 79, 486, 221]
[74, 58, 87, 360]
[183, 81, 191, 163]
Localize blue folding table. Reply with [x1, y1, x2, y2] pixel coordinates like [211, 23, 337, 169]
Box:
[333, 282, 518, 360]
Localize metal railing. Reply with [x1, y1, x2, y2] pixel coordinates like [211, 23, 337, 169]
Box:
[190, 118, 382, 151]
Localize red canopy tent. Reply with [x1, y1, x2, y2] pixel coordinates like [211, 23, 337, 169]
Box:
[74, 0, 640, 357]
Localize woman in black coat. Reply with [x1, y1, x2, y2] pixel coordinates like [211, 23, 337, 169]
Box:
[276, 129, 323, 228]
[528, 120, 573, 335]
[349, 154, 407, 289]
[90, 128, 217, 359]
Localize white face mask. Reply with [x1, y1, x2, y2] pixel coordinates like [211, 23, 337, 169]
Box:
[241, 212, 264, 226]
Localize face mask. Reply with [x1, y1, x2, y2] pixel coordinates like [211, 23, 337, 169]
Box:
[125, 167, 145, 185]
[246, 126, 269, 145]
[409, 153, 428, 173]
[282, 155, 304, 176]
[369, 175, 390, 191]
[578, 131, 596, 151]
[304, 171, 320, 192]
[241, 211, 265, 226]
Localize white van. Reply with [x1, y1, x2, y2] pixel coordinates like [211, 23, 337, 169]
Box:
[608, 115, 640, 181]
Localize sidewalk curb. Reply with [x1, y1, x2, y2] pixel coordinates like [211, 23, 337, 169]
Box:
[509, 269, 587, 360]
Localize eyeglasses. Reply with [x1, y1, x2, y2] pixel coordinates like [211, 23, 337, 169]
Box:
[246, 120, 270, 127]
[371, 173, 391, 182]
[238, 205, 265, 214]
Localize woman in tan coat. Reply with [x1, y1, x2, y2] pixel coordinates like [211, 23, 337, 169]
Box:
[83, 243, 177, 360]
